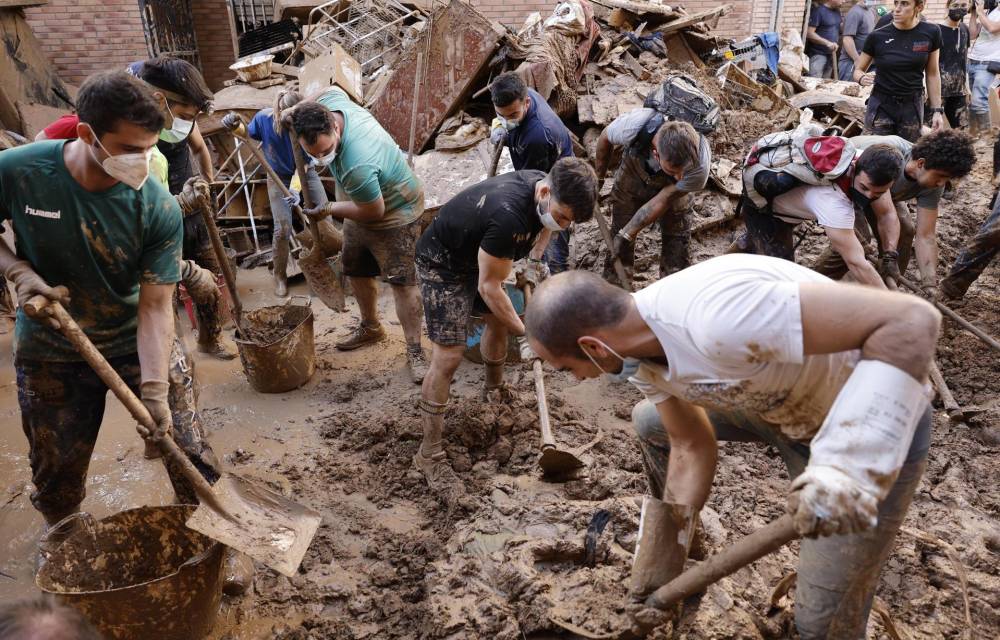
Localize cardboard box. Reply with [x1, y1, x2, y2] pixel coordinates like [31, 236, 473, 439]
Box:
[299, 43, 363, 104]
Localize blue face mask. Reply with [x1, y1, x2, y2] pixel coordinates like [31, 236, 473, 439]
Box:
[581, 338, 641, 383]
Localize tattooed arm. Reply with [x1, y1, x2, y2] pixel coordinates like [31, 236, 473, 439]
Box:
[618, 185, 681, 242]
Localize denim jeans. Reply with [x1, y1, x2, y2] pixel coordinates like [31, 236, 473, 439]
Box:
[543, 229, 571, 274]
[968, 59, 996, 115]
[631, 399, 931, 639]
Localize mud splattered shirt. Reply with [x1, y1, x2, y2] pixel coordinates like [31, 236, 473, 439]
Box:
[416, 171, 545, 273]
[627, 254, 861, 441]
[938, 22, 969, 97]
[315, 88, 424, 230]
[0, 140, 182, 361]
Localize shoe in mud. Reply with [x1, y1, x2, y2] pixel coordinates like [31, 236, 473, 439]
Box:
[223, 549, 255, 597]
[335, 322, 386, 351]
[412, 448, 461, 490]
[406, 344, 429, 384]
[199, 337, 238, 360]
[274, 275, 288, 298]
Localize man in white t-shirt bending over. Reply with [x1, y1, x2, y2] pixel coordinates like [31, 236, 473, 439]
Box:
[525, 255, 939, 638]
[736, 143, 905, 289]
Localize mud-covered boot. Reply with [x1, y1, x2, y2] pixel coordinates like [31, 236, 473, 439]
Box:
[272, 239, 290, 298]
[414, 398, 460, 490]
[335, 321, 386, 351]
[481, 354, 507, 400]
[406, 343, 429, 384]
[223, 548, 255, 597]
[37, 511, 92, 573]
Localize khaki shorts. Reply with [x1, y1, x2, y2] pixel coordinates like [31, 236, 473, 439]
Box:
[341, 217, 420, 286]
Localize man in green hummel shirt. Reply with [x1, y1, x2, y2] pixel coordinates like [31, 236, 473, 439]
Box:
[0, 71, 182, 528]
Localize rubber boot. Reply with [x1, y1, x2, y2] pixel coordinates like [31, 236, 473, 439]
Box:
[629, 496, 696, 599]
[223, 548, 255, 597]
[272, 238, 289, 298]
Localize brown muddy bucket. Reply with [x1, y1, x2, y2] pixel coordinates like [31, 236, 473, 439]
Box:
[36, 505, 225, 640]
[235, 296, 315, 393]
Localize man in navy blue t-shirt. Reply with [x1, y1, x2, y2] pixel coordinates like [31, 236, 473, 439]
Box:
[490, 73, 575, 273]
[807, 0, 845, 78]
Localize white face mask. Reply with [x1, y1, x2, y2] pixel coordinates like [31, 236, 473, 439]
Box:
[580, 338, 641, 383]
[312, 147, 337, 167]
[500, 116, 521, 131]
[90, 134, 151, 190]
[159, 102, 195, 144]
[537, 200, 564, 231]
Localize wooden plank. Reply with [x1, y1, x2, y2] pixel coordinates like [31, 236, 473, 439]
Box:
[656, 5, 732, 36]
[590, 0, 678, 17]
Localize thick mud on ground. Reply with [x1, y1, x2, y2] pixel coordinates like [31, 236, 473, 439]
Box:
[0, 137, 998, 639]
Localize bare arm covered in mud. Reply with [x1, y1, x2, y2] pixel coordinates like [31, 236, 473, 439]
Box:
[477, 249, 524, 336]
[913, 205, 940, 287]
[137, 283, 175, 384]
[824, 226, 886, 289]
[798, 281, 940, 381]
[655, 396, 718, 509]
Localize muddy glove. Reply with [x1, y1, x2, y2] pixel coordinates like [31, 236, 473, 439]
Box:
[490, 117, 506, 145]
[518, 336, 537, 362]
[4, 261, 69, 310]
[303, 201, 335, 221]
[525, 258, 549, 286]
[139, 380, 172, 443]
[613, 229, 632, 257]
[176, 176, 211, 215]
[221, 112, 247, 138]
[283, 191, 301, 209]
[181, 260, 218, 305]
[878, 250, 901, 285]
[788, 360, 928, 538]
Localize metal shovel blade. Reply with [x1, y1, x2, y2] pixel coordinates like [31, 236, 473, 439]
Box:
[539, 445, 585, 477]
[186, 474, 322, 578]
[297, 246, 346, 312]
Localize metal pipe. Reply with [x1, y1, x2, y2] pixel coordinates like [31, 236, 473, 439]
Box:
[234, 139, 261, 252]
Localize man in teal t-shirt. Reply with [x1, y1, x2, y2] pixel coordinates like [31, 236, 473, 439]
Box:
[0, 71, 183, 528]
[290, 87, 427, 383]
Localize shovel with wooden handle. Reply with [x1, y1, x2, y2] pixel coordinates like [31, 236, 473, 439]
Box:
[192, 188, 247, 334]
[24, 293, 321, 577]
[222, 115, 346, 311]
[522, 284, 585, 477]
[594, 183, 631, 290]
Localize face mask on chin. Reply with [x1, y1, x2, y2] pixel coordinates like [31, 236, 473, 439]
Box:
[580, 338, 642, 383]
[87, 131, 151, 190]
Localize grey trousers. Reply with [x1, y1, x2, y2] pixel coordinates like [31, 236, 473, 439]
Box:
[631, 399, 930, 639]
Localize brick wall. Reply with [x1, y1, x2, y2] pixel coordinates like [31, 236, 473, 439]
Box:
[25, 0, 149, 86]
[191, 0, 238, 91]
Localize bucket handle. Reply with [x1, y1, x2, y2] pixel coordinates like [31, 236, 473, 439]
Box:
[286, 294, 312, 309]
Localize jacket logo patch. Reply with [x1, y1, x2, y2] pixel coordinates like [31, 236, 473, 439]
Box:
[25, 205, 61, 220]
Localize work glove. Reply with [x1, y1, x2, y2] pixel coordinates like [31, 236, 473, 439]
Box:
[878, 250, 901, 285]
[221, 112, 247, 137]
[303, 202, 335, 221]
[626, 601, 678, 637]
[612, 229, 633, 257]
[181, 260, 218, 305]
[490, 117, 506, 145]
[176, 176, 211, 215]
[518, 336, 537, 362]
[525, 258, 550, 287]
[139, 380, 172, 444]
[4, 261, 69, 311]
[787, 466, 879, 537]
[283, 191, 301, 209]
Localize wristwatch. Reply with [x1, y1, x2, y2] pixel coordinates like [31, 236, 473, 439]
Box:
[930, 107, 945, 114]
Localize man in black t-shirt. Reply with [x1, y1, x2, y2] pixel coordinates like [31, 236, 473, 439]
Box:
[855, 1, 945, 142]
[413, 158, 598, 490]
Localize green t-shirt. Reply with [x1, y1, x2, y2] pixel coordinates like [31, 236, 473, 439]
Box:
[316, 88, 424, 230]
[0, 140, 183, 361]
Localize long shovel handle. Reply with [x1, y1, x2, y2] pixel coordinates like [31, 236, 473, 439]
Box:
[288, 137, 326, 251]
[25, 296, 230, 518]
[523, 284, 556, 449]
[896, 274, 1000, 353]
[196, 196, 244, 326]
[645, 514, 799, 611]
[593, 202, 630, 290]
[488, 138, 505, 178]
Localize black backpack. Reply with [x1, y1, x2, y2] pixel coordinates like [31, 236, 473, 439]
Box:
[644, 73, 720, 134]
[627, 73, 719, 159]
